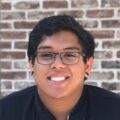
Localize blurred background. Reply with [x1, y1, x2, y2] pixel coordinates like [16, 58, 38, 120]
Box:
[0, 0, 120, 97]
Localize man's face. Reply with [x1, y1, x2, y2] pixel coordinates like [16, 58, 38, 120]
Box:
[29, 31, 93, 99]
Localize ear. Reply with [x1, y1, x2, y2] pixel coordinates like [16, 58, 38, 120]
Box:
[84, 57, 93, 80]
[86, 57, 93, 72]
[29, 60, 34, 74]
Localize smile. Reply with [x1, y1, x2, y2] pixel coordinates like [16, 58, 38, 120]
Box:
[48, 77, 69, 82]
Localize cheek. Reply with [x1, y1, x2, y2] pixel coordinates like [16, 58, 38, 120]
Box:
[71, 63, 86, 80]
[33, 64, 48, 81]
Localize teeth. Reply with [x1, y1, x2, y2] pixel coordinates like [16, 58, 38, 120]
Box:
[50, 77, 66, 81]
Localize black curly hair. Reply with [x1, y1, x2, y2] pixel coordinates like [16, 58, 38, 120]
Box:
[28, 15, 95, 64]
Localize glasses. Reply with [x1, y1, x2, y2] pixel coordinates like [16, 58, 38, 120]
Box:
[35, 52, 86, 65]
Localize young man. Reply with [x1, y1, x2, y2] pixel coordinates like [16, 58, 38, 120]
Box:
[0, 15, 120, 120]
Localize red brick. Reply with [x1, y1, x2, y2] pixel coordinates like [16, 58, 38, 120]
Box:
[14, 1, 39, 9]
[0, 42, 11, 49]
[102, 20, 120, 28]
[28, 11, 54, 20]
[14, 21, 37, 29]
[0, 61, 11, 69]
[0, 2, 11, 10]
[102, 0, 120, 7]
[102, 61, 120, 69]
[89, 71, 114, 80]
[94, 51, 113, 59]
[0, 31, 26, 39]
[43, 0, 68, 9]
[118, 9, 120, 17]
[78, 20, 98, 28]
[57, 10, 84, 18]
[0, 71, 26, 79]
[14, 61, 28, 69]
[102, 41, 120, 49]
[117, 72, 120, 80]
[15, 82, 34, 89]
[14, 41, 27, 49]
[0, 51, 26, 59]
[117, 51, 120, 58]
[102, 82, 120, 90]
[0, 22, 12, 29]
[86, 10, 114, 18]
[1, 12, 25, 20]
[72, 0, 98, 8]
[1, 81, 12, 89]
[90, 30, 114, 39]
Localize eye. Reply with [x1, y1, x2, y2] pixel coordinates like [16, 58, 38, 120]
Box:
[64, 52, 78, 58]
[38, 52, 54, 60]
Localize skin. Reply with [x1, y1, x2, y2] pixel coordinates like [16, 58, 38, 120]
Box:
[29, 31, 93, 120]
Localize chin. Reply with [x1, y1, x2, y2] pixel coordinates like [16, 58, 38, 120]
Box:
[48, 91, 69, 99]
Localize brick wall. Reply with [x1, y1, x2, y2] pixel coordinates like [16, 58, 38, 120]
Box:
[0, 0, 120, 97]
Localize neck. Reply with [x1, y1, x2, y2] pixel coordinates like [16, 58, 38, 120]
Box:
[37, 87, 84, 120]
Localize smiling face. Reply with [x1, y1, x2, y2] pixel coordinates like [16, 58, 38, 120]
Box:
[29, 31, 93, 99]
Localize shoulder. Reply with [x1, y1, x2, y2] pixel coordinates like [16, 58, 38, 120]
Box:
[84, 85, 120, 114]
[0, 86, 37, 120]
[85, 85, 120, 100]
[84, 85, 120, 119]
[85, 85, 120, 102]
[0, 85, 36, 107]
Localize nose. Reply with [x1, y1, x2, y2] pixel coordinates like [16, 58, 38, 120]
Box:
[50, 55, 66, 69]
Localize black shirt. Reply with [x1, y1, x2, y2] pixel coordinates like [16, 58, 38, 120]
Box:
[0, 85, 120, 120]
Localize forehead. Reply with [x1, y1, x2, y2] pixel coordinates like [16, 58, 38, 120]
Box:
[37, 31, 82, 51]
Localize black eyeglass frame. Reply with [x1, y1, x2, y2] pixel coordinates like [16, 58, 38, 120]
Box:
[35, 52, 86, 65]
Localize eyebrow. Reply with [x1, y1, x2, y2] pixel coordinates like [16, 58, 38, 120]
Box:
[64, 47, 80, 51]
[37, 46, 52, 50]
[37, 46, 81, 51]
